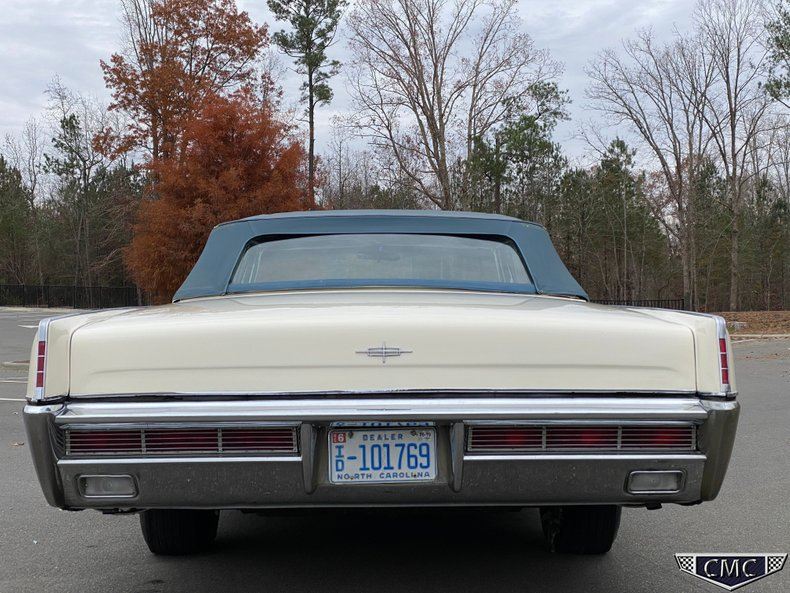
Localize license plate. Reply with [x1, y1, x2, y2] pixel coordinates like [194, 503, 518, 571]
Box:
[328, 428, 437, 484]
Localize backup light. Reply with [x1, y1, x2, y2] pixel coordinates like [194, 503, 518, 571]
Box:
[79, 475, 137, 498]
[627, 470, 683, 494]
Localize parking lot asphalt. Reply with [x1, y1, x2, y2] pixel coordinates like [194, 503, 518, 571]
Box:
[0, 307, 788, 593]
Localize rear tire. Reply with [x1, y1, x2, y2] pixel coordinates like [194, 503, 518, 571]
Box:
[539, 505, 621, 554]
[140, 509, 219, 555]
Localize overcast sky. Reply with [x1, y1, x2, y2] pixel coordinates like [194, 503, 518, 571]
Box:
[0, 0, 696, 162]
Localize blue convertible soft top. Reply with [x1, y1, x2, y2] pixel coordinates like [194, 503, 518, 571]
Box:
[173, 210, 588, 301]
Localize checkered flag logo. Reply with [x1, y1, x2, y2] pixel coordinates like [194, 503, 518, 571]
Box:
[675, 555, 695, 573]
[675, 553, 787, 591]
[766, 554, 786, 574]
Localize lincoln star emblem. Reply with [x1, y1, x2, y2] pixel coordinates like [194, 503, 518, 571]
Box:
[356, 343, 413, 363]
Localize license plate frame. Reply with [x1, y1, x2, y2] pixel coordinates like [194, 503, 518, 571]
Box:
[327, 427, 437, 484]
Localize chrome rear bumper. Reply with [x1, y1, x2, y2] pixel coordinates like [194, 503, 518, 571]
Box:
[23, 396, 739, 510]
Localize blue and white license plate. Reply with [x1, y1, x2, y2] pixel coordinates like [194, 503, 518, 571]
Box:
[328, 428, 437, 484]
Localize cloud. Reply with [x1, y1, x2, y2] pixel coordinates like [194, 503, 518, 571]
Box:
[0, 0, 120, 134]
[519, 0, 696, 161]
[0, 0, 696, 161]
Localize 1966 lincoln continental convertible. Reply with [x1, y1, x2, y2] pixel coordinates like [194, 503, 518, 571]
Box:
[24, 210, 739, 555]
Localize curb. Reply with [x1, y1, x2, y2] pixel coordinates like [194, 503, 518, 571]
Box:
[1, 361, 29, 369]
[731, 334, 790, 339]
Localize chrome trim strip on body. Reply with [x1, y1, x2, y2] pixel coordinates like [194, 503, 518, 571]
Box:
[698, 391, 738, 399]
[60, 387, 701, 400]
[462, 453, 705, 462]
[31, 390, 737, 404]
[464, 419, 699, 426]
[58, 456, 303, 465]
[62, 421, 300, 431]
[25, 403, 64, 414]
[51, 397, 711, 424]
[56, 452, 706, 464]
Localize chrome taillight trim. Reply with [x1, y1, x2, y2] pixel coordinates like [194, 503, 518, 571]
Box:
[32, 318, 51, 401]
[466, 422, 697, 453]
[713, 315, 732, 396]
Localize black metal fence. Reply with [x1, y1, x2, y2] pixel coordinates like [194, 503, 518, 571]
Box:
[591, 298, 686, 310]
[0, 285, 144, 309]
[0, 284, 687, 311]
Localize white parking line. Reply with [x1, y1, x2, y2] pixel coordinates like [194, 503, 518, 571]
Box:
[19, 324, 39, 329]
[0, 379, 27, 383]
[0, 397, 25, 402]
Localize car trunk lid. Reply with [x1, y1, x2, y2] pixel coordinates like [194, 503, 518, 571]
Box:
[67, 290, 697, 396]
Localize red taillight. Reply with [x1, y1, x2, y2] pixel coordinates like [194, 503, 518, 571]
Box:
[546, 426, 619, 449]
[467, 424, 695, 453]
[35, 340, 46, 389]
[65, 426, 299, 455]
[620, 426, 694, 449]
[467, 426, 542, 451]
[68, 430, 143, 454]
[222, 428, 297, 451]
[145, 429, 218, 452]
[719, 337, 730, 386]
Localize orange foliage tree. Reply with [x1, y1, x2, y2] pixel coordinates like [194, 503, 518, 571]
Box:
[125, 93, 313, 300]
[99, 0, 268, 159]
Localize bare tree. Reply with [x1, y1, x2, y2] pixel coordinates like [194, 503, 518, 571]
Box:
[587, 30, 715, 309]
[4, 118, 46, 283]
[44, 82, 135, 287]
[346, 0, 557, 209]
[694, 0, 772, 310]
[762, 115, 790, 202]
[463, 0, 556, 155]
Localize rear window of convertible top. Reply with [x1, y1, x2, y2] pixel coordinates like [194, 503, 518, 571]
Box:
[228, 233, 534, 291]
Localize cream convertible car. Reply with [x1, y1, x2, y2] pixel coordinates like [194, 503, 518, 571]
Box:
[24, 211, 739, 555]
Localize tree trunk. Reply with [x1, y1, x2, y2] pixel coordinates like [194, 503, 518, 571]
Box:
[621, 182, 628, 301]
[308, 69, 316, 206]
[492, 136, 501, 214]
[680, 238, 691, 312]
[729, 212, 739, 311]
